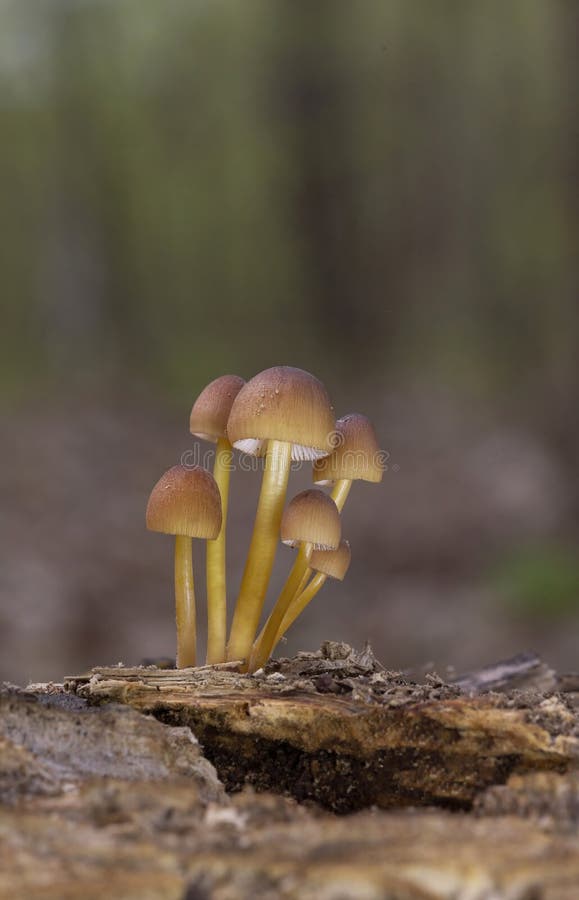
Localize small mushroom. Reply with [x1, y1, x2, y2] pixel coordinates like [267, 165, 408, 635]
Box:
[146, 465, 221, 668]
[273, 540, 352, 650]
[189, 374, 245, 664]
[313, 413, 384, 511]
[226, 366, 336, 665]
[249, 489, 341, 672]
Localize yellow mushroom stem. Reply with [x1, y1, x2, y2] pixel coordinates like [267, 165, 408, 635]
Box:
[174, 534, 196, 667]
[272, 571, 328, 651]
[206, 437, 232, 665]
[249, 542, 312, 672]
[251, 479, 351, 668]
[330, 478, 352, 512]
[251, 560, 312, 657]
[227, 439, 292, 666]
[295, 564, 311, 598]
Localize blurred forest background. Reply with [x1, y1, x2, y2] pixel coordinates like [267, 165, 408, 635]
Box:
[0, 0, 577, 684]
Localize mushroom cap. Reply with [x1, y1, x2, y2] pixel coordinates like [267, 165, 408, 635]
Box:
[313, 413, 384, 484]
[190, 374, 246, 442]
[281, 489, 341, 551]
[227, 366, 336, 461]
[309, 540, 352, 581]
[146, 465, 222, 538]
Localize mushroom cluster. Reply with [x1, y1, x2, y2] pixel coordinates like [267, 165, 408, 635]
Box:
[146, 366, 384, 672]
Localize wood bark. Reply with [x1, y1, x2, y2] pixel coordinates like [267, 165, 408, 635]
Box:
[66, 643, 579, 812]
[1, 644, 578, 899]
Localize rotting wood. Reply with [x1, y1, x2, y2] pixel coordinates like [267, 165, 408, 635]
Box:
[65, 643, 579, 813]
[2, 646, 579, 899]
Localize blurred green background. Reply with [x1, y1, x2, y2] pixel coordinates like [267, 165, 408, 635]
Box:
[0, 0, 577, 682]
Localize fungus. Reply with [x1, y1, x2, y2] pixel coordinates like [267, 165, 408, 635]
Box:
[189, 374, 245, 664]
[313, 413, 384, 511]
[226, 366, 336, 664]
[145, 370, 383, 672]
[250, 489, 341, 672]
[146, 465, 222, 667]
[273, 540, 352, 650]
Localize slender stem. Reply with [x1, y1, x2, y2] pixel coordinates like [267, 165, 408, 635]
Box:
[251, 559, 312, 656]
[206, 437, 232, 665]
[252, 479, 351, 663]
[174, 534, 196, 667]
[227, 439, 292, 665]
[295, 565, 312, 598]
[249, 543, 312, 672]
[331, 478, 352, 512]
[273, 572, 328, 650]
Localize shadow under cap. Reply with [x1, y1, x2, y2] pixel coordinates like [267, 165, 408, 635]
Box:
[227, 366, 336, 461]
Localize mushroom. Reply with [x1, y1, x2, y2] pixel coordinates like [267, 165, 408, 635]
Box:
[273, 540, 352, 651]
[146, 465, 222, 668]
[226, 366, 336, 664]
[313, 413, 384, 511]
[249, 489, 341, 672]
[189, 374, 245, 664]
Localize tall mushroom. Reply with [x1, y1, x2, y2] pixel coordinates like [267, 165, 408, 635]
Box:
[226, 366, 336, 665]
[146, 465, 222, 668]
[189, 374, 245, 664]
[250, 489, 341, 672]
[313, 413, 384, 511]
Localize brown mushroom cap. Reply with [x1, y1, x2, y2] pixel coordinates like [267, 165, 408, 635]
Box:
[313, 413, 384, 484]
[146, 465, 222, 538]
[309, 540, 352, 581]
[227, 366, 336, 461]
[189, 374, 246, 442]
[280, 489, 341, 550]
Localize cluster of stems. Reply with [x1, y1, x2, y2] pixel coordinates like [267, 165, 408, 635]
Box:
[207, 446, 356, 672]
[149, 368, 382, 671]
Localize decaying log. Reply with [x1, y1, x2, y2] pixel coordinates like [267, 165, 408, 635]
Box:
[0, 686, 224, 806]
[1, 644, 579, 900]
[66, 644, 579, 812]
[451, 650, 559, 694]
[2, 793, 579, 900]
